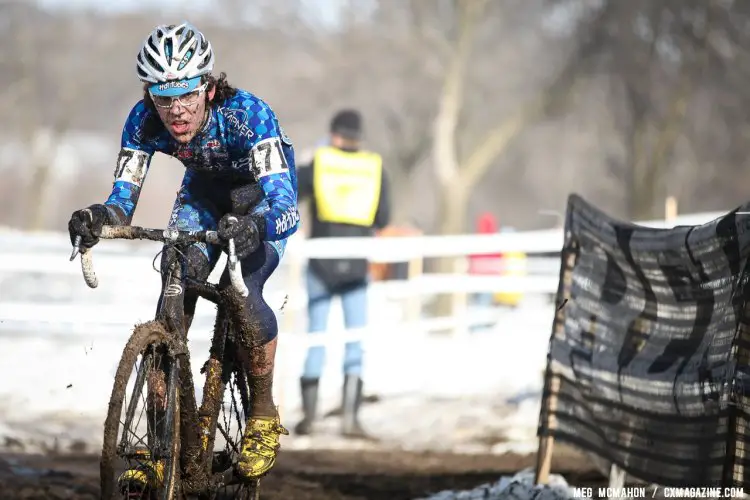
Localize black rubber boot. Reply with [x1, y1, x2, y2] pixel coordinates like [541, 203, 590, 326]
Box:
[341, 374, 378, 441]
[293, 377, 319, 435]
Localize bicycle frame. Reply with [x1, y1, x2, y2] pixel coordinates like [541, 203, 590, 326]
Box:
[73, 224, 257, 495]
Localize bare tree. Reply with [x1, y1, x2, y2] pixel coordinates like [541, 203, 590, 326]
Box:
[557, 0, 750, 219]
[0, 6, 123, 230]
[386, 0, 596, 235]
[4, 0, 750, 235]
[598, 0, 712, 219]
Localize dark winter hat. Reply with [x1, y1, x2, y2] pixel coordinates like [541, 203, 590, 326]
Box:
[330, 109, 362, 140]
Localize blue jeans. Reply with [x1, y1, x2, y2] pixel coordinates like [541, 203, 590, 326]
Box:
[302, 267, 368, 379]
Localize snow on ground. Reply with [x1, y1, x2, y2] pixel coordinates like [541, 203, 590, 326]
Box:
[415, 469, 573, 500]
[279, 298, 552, 455]
[0, 234, 561, 496]
[0, 295, 554, 457]
[0, 229, 705, 499]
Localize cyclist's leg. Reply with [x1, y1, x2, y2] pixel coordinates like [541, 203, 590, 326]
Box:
[234, 241, 282, 414]
[227, 239, 291, 479]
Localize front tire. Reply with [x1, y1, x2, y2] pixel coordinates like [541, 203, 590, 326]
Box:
[100, 321, 181, 500]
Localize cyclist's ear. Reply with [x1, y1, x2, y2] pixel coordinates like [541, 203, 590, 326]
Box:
[207, 83, 216, 102]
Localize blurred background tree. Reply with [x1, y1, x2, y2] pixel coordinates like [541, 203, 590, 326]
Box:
[1, 0, 749, 234]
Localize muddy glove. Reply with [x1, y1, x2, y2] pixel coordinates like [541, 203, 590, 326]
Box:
[68, 204, 110, 249]
[218, 214, 262, 260]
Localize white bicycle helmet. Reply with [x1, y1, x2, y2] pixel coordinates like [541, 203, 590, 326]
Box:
[136, 22, 215, 84]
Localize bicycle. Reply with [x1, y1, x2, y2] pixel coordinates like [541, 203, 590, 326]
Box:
[70, 221, 264, 500]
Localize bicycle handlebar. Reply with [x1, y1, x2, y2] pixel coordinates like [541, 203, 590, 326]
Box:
[69, 221, 249, 298]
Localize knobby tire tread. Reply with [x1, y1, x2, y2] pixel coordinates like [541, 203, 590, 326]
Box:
[100, 320, 181, 500]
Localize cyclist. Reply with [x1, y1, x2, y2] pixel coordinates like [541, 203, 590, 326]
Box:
[67, 22, 299, 488]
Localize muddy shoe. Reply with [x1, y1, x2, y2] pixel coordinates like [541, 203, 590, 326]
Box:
[117, 449, 164, 492]
[236, 414, 289, 479]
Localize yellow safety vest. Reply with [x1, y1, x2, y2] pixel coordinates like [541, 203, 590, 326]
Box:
[313, 146, 383, 227]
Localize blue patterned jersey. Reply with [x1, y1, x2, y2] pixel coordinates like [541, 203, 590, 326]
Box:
[104, 89, 299, 242]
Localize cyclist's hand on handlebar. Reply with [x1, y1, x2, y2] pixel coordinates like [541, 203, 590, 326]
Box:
[68, 204, 109, 248]
[217, 213, 260, 260]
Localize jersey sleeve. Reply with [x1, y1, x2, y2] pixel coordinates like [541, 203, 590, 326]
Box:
[240, 101, 300, 241]
[104, 101, 156, 224]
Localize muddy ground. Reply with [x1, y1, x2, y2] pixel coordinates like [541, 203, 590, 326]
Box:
[0, 445, 605, 500]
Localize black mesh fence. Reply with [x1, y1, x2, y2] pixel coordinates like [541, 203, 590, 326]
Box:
[538, 194, 750, 488]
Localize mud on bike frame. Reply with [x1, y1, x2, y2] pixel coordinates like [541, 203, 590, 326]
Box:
[71, 221, 262, 500]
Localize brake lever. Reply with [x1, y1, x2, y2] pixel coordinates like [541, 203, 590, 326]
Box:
[70, 235, 82, 261]
[69, 208, 93, 261]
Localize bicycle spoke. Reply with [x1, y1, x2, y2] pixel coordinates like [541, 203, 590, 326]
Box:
[101, 323, 181, 500]
[210, 366, 258, 499]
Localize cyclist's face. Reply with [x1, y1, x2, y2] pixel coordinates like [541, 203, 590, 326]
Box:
[153, 84, 216, 143]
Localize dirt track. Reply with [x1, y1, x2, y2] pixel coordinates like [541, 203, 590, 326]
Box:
[0, 445, 604, 500]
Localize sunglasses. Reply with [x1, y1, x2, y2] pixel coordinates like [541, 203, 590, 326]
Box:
[150, 82, 209, 109]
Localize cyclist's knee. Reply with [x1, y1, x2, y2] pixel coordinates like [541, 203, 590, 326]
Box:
[230, 242, 281, 349]
[254, 303, 279, 344]
[242, 295, 278, 347]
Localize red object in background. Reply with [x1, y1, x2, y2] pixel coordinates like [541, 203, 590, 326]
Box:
[476, 212, 497, 234]
[468, 212, 504, 275]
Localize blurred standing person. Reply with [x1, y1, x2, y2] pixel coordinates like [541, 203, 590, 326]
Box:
[294, 109, 390, 439]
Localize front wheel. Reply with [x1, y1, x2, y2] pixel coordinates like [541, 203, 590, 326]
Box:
[100, 321, 182, 500]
